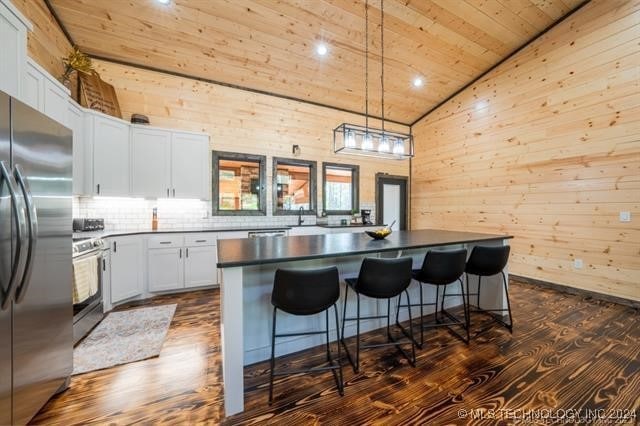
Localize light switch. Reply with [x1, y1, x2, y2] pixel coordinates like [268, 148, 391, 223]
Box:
[619, 211, 631, 222]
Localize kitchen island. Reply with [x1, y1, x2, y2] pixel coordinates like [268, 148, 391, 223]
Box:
[217, 229, 513, 416]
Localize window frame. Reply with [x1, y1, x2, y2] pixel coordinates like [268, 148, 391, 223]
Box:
[212, 150, 267, 216]
[322, 162, 359, 215]
[272, 157, 317, 216]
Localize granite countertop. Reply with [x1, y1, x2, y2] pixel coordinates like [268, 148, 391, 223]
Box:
[73, 225, 294, 239]
[73, 223, 383, 239]
[216, 229, 513, 268]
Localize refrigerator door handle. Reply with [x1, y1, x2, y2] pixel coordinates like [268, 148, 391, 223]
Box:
[13, 164, 38, 304]
[0, 160, 28, 309]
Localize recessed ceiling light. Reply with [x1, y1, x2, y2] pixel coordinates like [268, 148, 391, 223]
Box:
[475, 101, 488, 111]
[156, 0, 170, 4]
[316, 43, 328, 56]
[412, 77, 424, 88]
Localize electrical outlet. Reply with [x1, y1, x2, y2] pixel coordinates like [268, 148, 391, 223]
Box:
[619, 211, 631, 222]
[573, 258, 583, 269]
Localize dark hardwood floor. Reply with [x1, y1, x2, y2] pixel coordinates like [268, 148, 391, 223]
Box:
[32, 279, 640, 425]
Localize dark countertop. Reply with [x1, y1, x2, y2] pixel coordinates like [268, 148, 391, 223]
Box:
[73, 225, 293, 240]
[73, 223, 383, 240]
[216, 229, 513, 268]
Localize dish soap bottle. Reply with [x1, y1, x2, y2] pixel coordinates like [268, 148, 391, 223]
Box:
[152, 207, 158, 231]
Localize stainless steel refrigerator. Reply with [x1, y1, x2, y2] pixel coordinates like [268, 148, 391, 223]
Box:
[1, 90, 73, 425]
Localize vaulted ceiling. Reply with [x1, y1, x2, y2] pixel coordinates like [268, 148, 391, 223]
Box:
[49, 0, 584, 124]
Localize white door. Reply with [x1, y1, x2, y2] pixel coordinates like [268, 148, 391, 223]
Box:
[171, 132, 209, 199]
[92, 114, 130, 196]
[383, 184, 401, 231]
[148, 247, 184, 292]
[110, 236, 143, 303]
[184, 246, 218, 288]
[68, 102, 85, 195]
[131, 127, 171, 198]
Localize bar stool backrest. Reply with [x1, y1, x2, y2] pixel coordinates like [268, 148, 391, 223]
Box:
[465, 245, 511, 276]
[417, 249, 468, 284]
[272, 266, 340, 315]
[355, 257, 413, 299]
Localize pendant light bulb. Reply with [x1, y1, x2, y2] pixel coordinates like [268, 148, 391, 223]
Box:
[378, 136, 390, 153]
[345, 130, 356, 148]
[392, 138, 404, 155]
[362, 133, 374, 150]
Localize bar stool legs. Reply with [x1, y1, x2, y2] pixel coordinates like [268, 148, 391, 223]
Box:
[466, 271, 513, 333]
[340, 285, 416, 373]
[397, 279, 470, 348]
[269, 304, 344, 405]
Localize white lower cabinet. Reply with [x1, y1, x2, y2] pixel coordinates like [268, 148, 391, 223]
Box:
[184, 245, 218, 288]
[146, 233, 218, 293]
[148, 247, 185, 292]
[109, 236, 143, 304]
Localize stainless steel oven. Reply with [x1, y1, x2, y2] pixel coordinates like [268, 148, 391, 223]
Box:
[72, 237, 106, 344]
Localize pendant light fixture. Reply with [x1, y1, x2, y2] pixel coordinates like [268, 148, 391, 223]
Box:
[333, 0, 414, 160]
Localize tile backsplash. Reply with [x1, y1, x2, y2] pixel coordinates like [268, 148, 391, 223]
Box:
[74, 197, 376, 230]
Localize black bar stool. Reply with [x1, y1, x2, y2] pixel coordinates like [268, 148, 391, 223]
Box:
[340, 257, 415, 373]
[465, 245, 513, 333]
[399, 249, 469, 347]
[269, 266, 344, 404]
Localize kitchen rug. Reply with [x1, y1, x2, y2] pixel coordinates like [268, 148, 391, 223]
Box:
[73, 304, 177, 375]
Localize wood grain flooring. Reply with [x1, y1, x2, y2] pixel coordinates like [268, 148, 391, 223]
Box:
[31, 279, 640, 425]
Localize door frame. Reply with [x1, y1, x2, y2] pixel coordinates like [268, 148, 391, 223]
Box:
[375, 173, 408, 230]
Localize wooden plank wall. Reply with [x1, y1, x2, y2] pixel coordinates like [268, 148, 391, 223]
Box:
[92, 59, 410, 206]
[12, 0, 71, 78]
[411, 0, 640, 301]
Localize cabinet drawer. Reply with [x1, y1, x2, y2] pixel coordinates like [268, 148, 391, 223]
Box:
[148, 234, 184, 249]
[184, 233, 217, 246]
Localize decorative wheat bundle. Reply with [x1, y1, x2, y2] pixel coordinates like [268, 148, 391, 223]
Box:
[61, 46, 93, 85]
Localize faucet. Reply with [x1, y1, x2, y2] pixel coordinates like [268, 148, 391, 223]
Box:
[298, 206, 305, 226]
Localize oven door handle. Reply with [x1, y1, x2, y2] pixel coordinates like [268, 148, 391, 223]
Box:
[13, 164, 38, 304]
[0, 161, 28, 310]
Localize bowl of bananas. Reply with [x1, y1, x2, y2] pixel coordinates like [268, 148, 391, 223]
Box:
[365, 221, 395, 240]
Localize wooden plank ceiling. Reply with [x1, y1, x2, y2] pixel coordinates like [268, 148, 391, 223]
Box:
[49, 0, 584, 124]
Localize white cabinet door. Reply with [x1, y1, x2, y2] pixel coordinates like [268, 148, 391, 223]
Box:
[43, 80, 69, 126]
[131, 126, 171, 198]
[22, 60, 44, 110]
[101, 248, 112, 312]
[109, 236, 143, 304]
[148, 247, 184, 292]
[289, 226, 323, 236]
[0, 2, 27, 98]
[68, 101, 85, 195]
[171, 132, 209, 199]
[184, 246, 218, 288]
[91, 113, 131, 196]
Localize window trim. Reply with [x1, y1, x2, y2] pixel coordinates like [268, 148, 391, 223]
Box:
[212, 151, 267, 216]
[322, 162, 359, 215]
[272, 157, 317, 216]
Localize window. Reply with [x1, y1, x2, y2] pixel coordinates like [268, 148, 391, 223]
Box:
[212, 151, 266, 215]
[322, 162, 359, 214]
[273, 157, 317, 215]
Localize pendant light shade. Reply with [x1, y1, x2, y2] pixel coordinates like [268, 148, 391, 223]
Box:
[334, 124, 413, 159]
[333, 0, 414, 160]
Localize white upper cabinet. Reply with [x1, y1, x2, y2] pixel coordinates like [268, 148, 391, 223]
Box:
[0, 0, 29, 98]
[68, 100, 86, 195]
[131, 126, 172, 198]
[131, 127, 209, 199]
[88, 111, 131, 196]
[171, 132, 210, 200]
[21, 58, 70, 126]
[22, 60, 43, 109]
